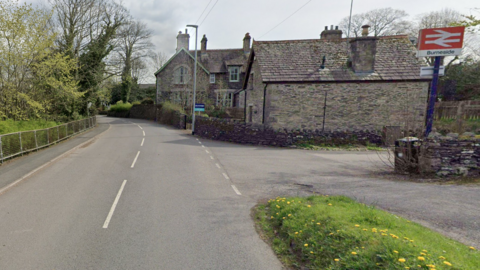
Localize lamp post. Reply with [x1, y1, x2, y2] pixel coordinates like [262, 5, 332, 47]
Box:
[187, 24, 198, 135]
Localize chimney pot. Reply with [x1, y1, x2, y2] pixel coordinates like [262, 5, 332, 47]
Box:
[320, 24, 343, 39]
[330, 25, 333, 30]
[176, 30, 190, 52]
[325, 26, 328, 30]
[243, 32, 251, 55]
[361, 25, 370, 37]
[335, 26, 338, 30]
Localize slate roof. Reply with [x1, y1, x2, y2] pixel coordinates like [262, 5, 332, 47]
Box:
[154, 48, 209, 76]
[190, 49, 247, 73]
[252, 35, 428, 83]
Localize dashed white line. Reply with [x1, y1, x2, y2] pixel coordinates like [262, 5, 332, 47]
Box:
[222, 173, 230, 180]
[201, 145, 205, 148]
[138, 126, 143, 130]
[131, 151, 140, 168]
[141, 138, 145, 146]
[210, 156, 214, 160]
[215, 163, 221, 169]
[231, 185, 242, 195]
[142, 130, 145, 137]
[103, 180, 127, 228]
[198, 142, 202, 144]
[196, 139, 199, 141]
[205, 150, 210, 154]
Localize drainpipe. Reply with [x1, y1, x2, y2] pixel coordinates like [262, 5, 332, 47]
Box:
[262, 83, 268, 124]
[243, 90, 247, 122]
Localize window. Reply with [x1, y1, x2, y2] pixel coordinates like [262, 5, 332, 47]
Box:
[229, 66, 239, 82]
[210, 74, 215, 84]
[215, 90, 234, 107]
[174, 66, 189, 84]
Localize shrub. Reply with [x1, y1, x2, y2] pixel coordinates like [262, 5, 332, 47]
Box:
[158, 102, 185, 125]
[109, 102, 133, 112]
[140, 98, 154, 105]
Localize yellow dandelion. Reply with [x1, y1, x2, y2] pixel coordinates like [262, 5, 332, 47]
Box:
[418, 256, 425, 261]
[312, 220, 315, 222]
[351, 252, 357, 255]
[288, 214, 292, 217]
[422, 249, 428, 253]
[304, 244, 308, 247]
[363, 229, 367, 231]
[394, 250, 399, 254]
[283, 217, 286, 219]
[372, 228, 378, 233]
[329, 233, 334, 235]
[439, 256, 446, 260]
[295, 232, 298, 235]
[410, 240, 414, 242]
[470, 246, 476, 250]
[270, 216, 273, 219]
[405, 267, 410, 269]
[328, 203, 332, 206]
[300, 230, 302, 233]
[355, 224, 360, 227]
[276, 213, 279, 215]
[420, 253, 426, 256]
[310, 251, 314, 254]
[334, 259, 340, 262]
[398, 258, 406, 263]
[317, 223, 321, 225]
[307, 205, 311, 208]
[276, 205, 280, 208]
[443, 261, 452, 266]
[287, 202, 290, 204]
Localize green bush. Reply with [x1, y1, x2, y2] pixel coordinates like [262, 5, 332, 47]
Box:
[158, 102, 185, 125]
[141, 98, 154, 105]
[109, 101, 133, 112]
[0, 119, 60, 135]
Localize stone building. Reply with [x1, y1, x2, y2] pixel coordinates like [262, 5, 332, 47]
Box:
[238, 25, 431, 132]
[154, 30, 251, 109]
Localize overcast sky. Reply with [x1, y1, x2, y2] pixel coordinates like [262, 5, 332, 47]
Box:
[25, 0, 479, 55]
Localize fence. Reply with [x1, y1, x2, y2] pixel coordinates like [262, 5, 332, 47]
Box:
[0, 116, 96, 164]
[434, 101, 480, 120]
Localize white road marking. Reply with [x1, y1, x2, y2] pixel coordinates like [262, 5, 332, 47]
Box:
[206, 150, 210, 154]
[215, 163, 221, 169]
[142, 130, 145, 136]
[138, 126, 143, 130]
[222, 173, 230, 180]
[198, 142, 202, 144]
[103, 180, 127, 228]
[196, 139, 199, 141]
[201, 145, 205, 148]
[231, 185, 242, 195]
[141, 138, 145, 146]
[131, 151, 140, 168]
[210, 156, 214, 160]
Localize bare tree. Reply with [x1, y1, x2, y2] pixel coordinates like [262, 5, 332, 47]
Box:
[150, 51, 168, 72]
[115, 20, 153, 102]
[339, 8, 409, 37]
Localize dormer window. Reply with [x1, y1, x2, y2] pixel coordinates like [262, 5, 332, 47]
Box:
[229, 66, 239, 82]
[174, 66, 189, 84]
[210, 74, 215, 84]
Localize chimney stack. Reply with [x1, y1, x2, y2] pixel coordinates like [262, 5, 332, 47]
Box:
[320, 25, 342, 39]
[243, 33, 251, 55]
[349, 25, 378, 73]
[176, 29, 190, 52]
[201, 34, 207, 53]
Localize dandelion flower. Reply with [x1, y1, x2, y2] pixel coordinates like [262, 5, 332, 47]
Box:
[334, 258, 340, 262]
[288, 214, 292, 217]
[405, 267, 410, 269]
[470, 246, 476, 250]
[351, 252, 357, 255]
[418, 256, 425, 261]
[398, 258, 406, 263]
[394, 250, 399, 254]
[317, 222, 321, 225]
[443, 261, 452, 266]
[355, 224, 360, 227]
[310, 251, 314, 254]
[307, 205, 311, 208]
[283, 217, 285, 219]
[270, 216, 273, 219]
[304, 244, 308, 247]
[420, 253, 426, 256]
[422, 250, 428, 253]
[439, 256, 446, 260]
[295, 232, 298, 235]
[328, 203, 332, 206]
[363, 229, 367, 231]
[287, 202, 290, 204]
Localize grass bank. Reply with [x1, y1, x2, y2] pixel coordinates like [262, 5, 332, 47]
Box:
[254, 195, 480, 269]
[296, 142, 385, 151]
[0, 119, 60, 135]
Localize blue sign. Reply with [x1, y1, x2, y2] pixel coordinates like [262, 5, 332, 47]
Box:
[194, 103, 205, 112]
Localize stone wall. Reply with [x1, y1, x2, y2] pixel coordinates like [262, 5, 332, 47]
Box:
[420, 133, 480, 177]
[129, 105, 157, 120]
[194, 116, 382, 147]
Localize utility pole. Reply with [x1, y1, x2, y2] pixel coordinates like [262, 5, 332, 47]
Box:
[187, 24, 198, 135]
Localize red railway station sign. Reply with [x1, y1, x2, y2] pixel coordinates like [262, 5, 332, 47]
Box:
[417, 26, 465, 57]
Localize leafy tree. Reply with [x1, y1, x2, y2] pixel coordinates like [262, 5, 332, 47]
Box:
[0, 0, 80, 120]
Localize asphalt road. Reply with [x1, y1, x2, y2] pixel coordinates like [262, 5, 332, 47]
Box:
[0, 116, 283, 270]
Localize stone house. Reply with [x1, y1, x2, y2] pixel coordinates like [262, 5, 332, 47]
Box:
[238, 25, 431, 133]
[154, 29, 251, 109]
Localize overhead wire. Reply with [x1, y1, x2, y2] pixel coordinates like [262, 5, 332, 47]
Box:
[199, 0, 220, 26]
[258, 0, 313, 39]
[196, 0, 213, 24]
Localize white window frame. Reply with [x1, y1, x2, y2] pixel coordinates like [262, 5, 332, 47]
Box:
[210, 74, 215, 84]
[229, 66, 239, 82]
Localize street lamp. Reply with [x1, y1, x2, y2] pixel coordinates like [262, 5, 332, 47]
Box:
[187, 24, 198, 135]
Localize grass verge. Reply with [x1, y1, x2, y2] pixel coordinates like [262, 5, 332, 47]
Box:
[0, 119, 60, 135]
[254, 195, 480, 269]
[296, 142, 386, 151]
